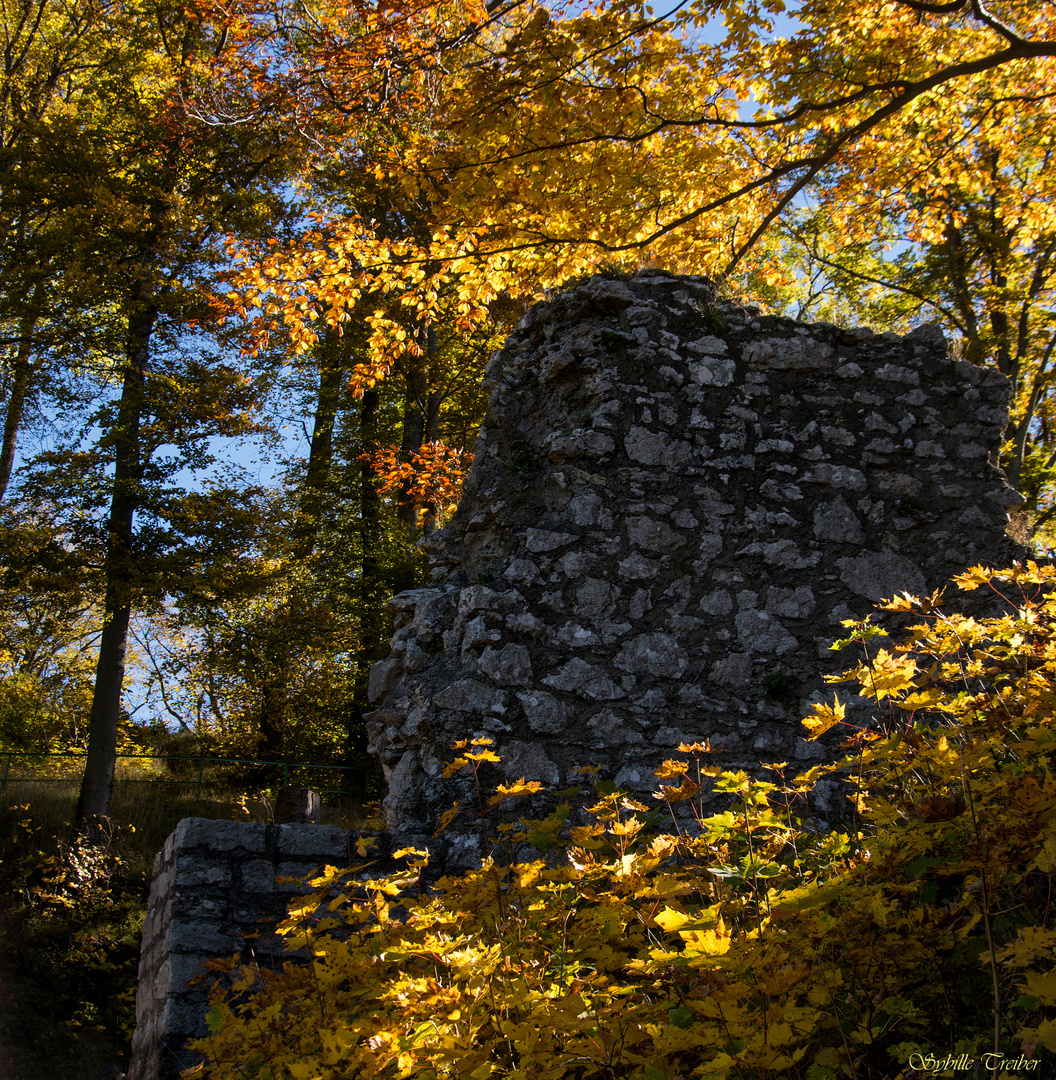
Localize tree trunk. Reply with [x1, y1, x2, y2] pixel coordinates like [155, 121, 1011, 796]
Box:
[395, 324, 437, 537]
[256, 673, 288, 760]
[396, 376, 426, 536]
[357, 387, 386, 664]
[258, 329, 353, 760]
[348, 386, 385, 755]
[0, 305, 40, 502]
[75, 299, 156, 834]
[293, 326, 350, 560]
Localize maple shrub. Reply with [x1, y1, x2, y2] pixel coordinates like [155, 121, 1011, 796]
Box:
[190, 565, 1056, 1079]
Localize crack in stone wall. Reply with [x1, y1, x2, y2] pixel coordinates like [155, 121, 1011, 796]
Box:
[365, 270, 1025, 865]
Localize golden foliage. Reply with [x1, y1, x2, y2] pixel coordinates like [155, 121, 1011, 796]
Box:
[361, 440, 472, 524]
[221, 0, 1056, 364]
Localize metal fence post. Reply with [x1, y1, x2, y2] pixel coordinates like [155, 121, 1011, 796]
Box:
[1, 752, 9, 793]
[283, 763, 289, 788]
[196, 757, 205, 799]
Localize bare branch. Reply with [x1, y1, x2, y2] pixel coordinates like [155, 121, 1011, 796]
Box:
[789, 228, 967, 331]
[969, 0, 1032, 47]
[894, 0, 969, 12]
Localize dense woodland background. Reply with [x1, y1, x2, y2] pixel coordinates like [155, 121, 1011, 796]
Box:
[3, 0, 1056, 825]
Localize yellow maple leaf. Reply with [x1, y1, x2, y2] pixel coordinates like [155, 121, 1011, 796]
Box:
[801, 697, 846, 740]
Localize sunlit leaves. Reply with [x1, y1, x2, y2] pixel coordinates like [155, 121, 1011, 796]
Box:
[193, 565, 1056, 1078]
[800, 697, 846, 741]
[219, 0, 1056, 412]
[360, 441, 472, 528]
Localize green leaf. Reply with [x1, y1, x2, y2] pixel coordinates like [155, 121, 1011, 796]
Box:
[669, 1005, 695, 1029]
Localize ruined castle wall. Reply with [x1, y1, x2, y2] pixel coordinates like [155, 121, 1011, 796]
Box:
[366, 271, 1024, 864]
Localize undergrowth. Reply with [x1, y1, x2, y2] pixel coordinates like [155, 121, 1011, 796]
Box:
[191, 564, 1056, 1080]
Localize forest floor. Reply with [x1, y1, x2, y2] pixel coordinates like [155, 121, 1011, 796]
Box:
[0, 908, 22, 1078]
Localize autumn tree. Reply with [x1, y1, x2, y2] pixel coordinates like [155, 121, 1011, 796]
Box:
[0, 0, 323, 829]
[0, 0, 122, 500]
[146, 301, 494, 767]
[216, 0, 1056, 567]
[226, 2, 1055, 375]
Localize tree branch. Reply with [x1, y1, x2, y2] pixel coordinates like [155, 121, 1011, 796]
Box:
[789, 229, 967, 331]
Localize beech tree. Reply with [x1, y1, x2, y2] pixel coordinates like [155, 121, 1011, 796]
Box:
[226, 0, 1056, 530]
[0, 0, 117, 500]
[227, 2, 1054, 348]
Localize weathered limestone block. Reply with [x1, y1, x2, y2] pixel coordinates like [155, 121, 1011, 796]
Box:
[365, 270, 1024, 863]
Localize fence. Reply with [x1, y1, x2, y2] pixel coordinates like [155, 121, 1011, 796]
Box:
[0, 751, 381, 800]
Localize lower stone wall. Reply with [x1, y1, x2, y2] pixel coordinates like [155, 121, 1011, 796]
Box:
[127, 818, 397, 1080]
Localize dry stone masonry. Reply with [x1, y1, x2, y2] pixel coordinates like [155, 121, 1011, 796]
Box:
[129, 271, 1026, 1076]
[127, 818, 405, 1080]
[366, 270, 1025, 863]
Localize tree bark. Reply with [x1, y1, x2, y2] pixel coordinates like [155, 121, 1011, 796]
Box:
[75, 298, 156, 833]
[347, 385, 386, 755]
[396, 371, 426, 536]
[357, 386, 386, 663]
[394, 324, 437, 537]
[258, 328, 353, 759]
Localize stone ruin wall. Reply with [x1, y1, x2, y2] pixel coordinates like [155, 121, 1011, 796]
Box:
[127, 819, 407, 1080]
[366, 270, 1025, 862]
[127, 271, 1028, 1076]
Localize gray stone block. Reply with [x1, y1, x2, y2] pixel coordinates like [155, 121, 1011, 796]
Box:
[171, 818, 267, 854]
[275, 823, 350, 859]
[174, 859, 231, 888]
[158, 950, 215, 992]
[166, 917, 235, 954]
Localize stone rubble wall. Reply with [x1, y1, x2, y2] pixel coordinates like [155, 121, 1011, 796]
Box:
[366, 270, 1024, 865]
[126, 818, 400, 1080]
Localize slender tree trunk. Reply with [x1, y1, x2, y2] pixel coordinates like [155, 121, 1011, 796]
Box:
[258, 329, 353, 760]
[989, 292, 1012, 380]
[395, 324, 438, 537]
[293, 326, 349, 560]
[396, 369, 426, 536]
[358, 387, 386, 662]
[256, 673, 288, 760]
[0, 305, 40, 502]
[424, 388, 442, 443]
[75, 299, 156, 833]
[347, 385, 386, 755]
[419, 387, 445, 534]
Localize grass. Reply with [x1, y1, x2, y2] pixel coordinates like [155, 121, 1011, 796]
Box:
[0, 769, 376, 1080]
